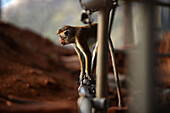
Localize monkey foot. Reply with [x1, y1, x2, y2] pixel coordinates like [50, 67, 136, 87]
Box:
[89, 79, 96, 85]
[77, 74, 96, 86]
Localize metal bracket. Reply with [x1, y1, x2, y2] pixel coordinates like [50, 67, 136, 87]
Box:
[92, 98, 108, 109]
[80, 10, 93, 25]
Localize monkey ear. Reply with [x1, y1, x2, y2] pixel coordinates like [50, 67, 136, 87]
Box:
[62, 25, 69, 27]
[62, 25, 71, 29]
[69, 29, 76, 37]
[61, 25, 72, 32]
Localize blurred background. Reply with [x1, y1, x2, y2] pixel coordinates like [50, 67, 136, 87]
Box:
[1, 0, 170, 48]
[0, 0, 170, 113]
[1, 0, 83, 46]
[1, 0, 133, 48]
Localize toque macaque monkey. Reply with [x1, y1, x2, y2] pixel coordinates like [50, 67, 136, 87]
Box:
[57, 23, 98, 82]
[57, 23, 123, 107]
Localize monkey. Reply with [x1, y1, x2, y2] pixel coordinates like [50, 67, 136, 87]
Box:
[57, 23, 122, 107]
[57, 23, 97, 82]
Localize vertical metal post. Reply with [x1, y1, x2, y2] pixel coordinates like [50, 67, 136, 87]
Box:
[96, 3, 110, 113]
[0, 0, 1, 19]
[124, 0, 134, 45]
[129, 1, 155, 113]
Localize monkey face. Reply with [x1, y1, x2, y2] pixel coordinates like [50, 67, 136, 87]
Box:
[57, 25, 76, 46]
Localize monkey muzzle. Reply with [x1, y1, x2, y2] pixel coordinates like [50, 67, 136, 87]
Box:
[57, 34, 66, 46]
[59, 38, 66, 46]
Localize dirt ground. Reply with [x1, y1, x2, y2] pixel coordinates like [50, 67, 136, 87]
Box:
[0, 21, 79, 113]
[0, 21, 170, 113]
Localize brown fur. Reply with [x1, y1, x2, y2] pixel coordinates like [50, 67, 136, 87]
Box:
[57, 23, 97, 81]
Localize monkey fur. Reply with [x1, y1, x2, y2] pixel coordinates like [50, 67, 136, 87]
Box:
[57, 23, 97, 82]
[57, 23, 123, 107]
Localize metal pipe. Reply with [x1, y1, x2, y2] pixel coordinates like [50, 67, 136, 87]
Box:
[124, 0, 134, 45]
[0, 0, 1, 19]
[108, 0, 117, 35]
[129, 1, 155, 113]
[80, 0, 108, 11]
[156, 53, 170, 57]
[155, 1, 170, 7]
[96, 8, 110, 98]
[108, 2, 123, 107]
[121, 0, 170, 7]
[96, 4, 110, 113]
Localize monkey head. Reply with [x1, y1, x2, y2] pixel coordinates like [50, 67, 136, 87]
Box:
[57, 25, 76, 46]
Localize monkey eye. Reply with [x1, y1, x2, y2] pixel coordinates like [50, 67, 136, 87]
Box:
[64, 30, 69, 36]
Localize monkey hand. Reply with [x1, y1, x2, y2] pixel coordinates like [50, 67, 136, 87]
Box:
[83, 74, 95, 85]
[76, 73, 85, 85]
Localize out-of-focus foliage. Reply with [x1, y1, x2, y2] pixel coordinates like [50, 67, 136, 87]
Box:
[3, 0, 169, 48]
[2, 0, 126, 48]
[2, 0, 82, 44]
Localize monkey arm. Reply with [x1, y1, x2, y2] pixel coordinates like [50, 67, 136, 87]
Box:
[84, 50, 92, 80]
[76, 40, 92, 81]
[91, 42, 98, 76]
[72, 44, 85, 81]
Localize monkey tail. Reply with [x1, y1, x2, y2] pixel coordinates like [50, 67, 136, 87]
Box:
[108, 37, 123, 107]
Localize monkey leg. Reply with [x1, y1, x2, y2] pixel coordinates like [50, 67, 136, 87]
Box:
[108, 37, 123, 107]
[72, 44, 85, 82]
[84, 51, 92, 81]
[91, 42, 98, 76]
[77, 41, 93, 81]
